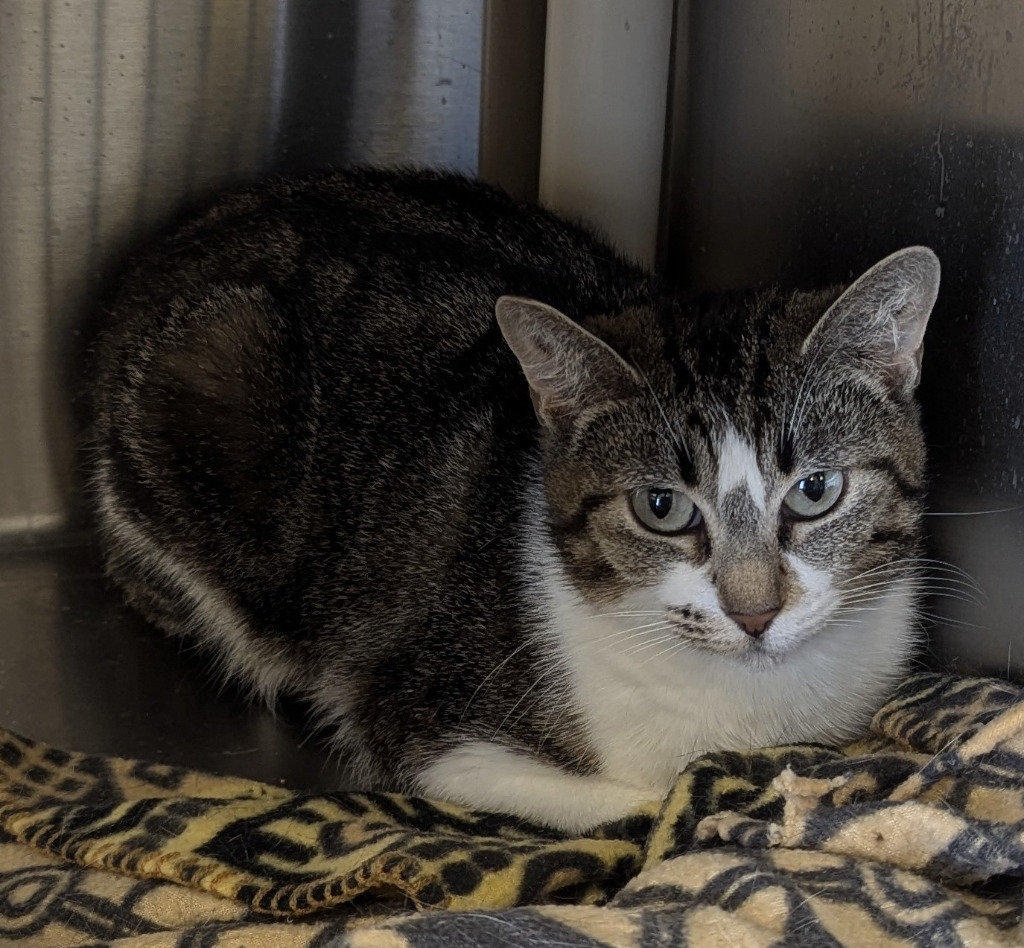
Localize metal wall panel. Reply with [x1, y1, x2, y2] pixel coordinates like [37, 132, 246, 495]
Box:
[665, 0, 1024, 676]
[479, 0, 547, 201]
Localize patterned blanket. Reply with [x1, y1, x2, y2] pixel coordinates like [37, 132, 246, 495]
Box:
[0, 673, 1021, 947]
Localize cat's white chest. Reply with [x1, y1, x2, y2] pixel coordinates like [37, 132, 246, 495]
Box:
[541, 571, 766, 792]
[536, 539, 913, 797]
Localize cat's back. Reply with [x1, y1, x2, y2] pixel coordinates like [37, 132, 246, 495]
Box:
[90, 169, 655, 432]
[102, 167, 649, 319]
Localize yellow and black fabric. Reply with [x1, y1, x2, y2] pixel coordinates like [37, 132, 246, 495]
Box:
[0, 673, 1021, 946]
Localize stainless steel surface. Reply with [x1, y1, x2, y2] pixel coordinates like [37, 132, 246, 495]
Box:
[665, 0, 1024, 676]
[273, 0, 483, 175]
[1, 1, 282, 537]
[479, 0, 546, 201]
[0, 0, 493, 781]
[0, 538, 349, 788]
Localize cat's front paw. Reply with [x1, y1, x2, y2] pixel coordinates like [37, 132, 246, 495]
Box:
[418, 740, 661, 833]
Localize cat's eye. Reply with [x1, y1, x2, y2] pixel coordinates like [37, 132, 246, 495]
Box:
[783, 470, 845, 519]
[630, 487, 703, 534]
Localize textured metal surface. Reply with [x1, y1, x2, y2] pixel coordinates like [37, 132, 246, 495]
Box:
[539, 0, 675, 265]
[478, 0, 546, 201]
[665, 0, 1024, 676]
[0, 539, 349, 787]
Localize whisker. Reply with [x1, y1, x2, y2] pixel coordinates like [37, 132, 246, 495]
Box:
[837, 558, 984, 597]
[843, 555, 977, 578]
[645, 637, 699, 665]
[925, 505, 1023, 517]
[914, 611, 991, 632]
[840, 581, 982, 601]
[607, 626, 677, 657]
[897, 557, 983, 586]
[838, 579, 981, 598]
[591, 619, 677, 646]
[587, 610, 664, 620]
[459, 630, 548, 723]
[852, 590, 984, 610]
[788, 337, 848, 445]
[622, 629, 681, 657]
[491, 674, 549, 739]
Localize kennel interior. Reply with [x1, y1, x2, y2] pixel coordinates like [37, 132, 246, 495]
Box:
[1, 0, 1022, 789]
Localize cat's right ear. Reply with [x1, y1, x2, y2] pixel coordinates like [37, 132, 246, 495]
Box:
[801, 246, 940, 399]
[495, 296, 641, 427]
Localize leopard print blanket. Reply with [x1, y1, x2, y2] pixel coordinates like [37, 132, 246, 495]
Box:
[0, 673, 1021, 947]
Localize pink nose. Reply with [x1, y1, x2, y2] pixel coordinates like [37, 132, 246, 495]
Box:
[728, 609, 780, 638]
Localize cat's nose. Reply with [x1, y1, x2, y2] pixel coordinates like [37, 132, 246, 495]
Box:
[728, 609, 780, 638]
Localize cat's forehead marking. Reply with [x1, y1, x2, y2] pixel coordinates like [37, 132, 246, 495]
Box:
[715, 427, 766, 513]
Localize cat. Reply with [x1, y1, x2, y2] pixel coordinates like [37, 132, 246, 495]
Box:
[84, 167, 939, 832]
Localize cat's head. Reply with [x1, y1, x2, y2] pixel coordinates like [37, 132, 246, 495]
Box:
[497, 247, 939, 666]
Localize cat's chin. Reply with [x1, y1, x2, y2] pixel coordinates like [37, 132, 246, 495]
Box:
[737, 640, 789, 671]
[661, 629, 789, 671]
[686, 622, 831, 669]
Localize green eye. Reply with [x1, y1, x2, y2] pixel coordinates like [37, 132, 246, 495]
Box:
[630, 487, 703, 534]
[783, 470, 845, 519]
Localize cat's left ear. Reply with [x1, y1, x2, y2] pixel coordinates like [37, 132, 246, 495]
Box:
[802, 246, 940, 399]
[496, 296, 641, 427]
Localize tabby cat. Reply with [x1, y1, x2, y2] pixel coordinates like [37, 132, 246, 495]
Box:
[85, 168, 939, 831]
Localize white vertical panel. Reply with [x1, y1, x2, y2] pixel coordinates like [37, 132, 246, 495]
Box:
[539, 0, 674, 266]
